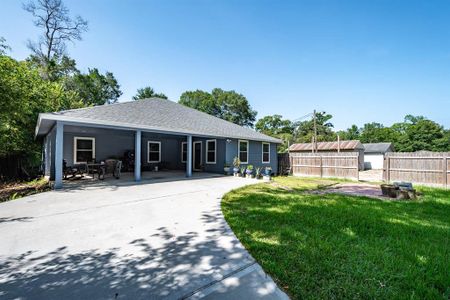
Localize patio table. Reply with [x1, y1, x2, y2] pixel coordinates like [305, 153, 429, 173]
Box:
[86, 163, 106, 180]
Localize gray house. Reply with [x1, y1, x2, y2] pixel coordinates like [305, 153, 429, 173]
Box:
[35, 98, 281, 188]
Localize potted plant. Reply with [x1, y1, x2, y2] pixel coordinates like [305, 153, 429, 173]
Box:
[224, 163, 231, 175]
[255, 167, 262, 179]
[233, 157, 241, 176]
[246, 165, 254, 178]
[263, 166, 272, 181]
[240, 166, 246, 177]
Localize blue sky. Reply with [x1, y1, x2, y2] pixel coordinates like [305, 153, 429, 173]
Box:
[1, 0, 449, 130]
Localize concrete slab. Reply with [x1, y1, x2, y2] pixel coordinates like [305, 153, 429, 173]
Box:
[0, 176, 288, 300]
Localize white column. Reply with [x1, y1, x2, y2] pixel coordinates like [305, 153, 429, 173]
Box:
[186, 135, 192, 177]
[135, 130, 141, 181]
[54, 121, 64, 189]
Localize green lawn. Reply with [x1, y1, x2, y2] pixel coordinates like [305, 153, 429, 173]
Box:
[222, 177, 450, 299]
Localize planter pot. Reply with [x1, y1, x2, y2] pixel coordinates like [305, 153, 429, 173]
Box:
[233, 167, 239, 173]
[224, 167, 230, 175]
[263, 175, 271, 181]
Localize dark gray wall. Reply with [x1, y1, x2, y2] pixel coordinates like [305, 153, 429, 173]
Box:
[225, 139, 278, 174]
[44, 124, 278, 179]
[63, 126, 134, 167]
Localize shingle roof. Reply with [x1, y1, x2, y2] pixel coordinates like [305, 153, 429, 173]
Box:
[363, 143, 394, 153]
[289, 140, 363, 151]
[36, 98, 281, 143]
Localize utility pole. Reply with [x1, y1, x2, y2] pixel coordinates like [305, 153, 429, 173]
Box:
[313, 109, 317, 153]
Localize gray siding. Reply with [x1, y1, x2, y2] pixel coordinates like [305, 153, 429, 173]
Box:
[44, 124, 279, 179]
[225, 139, 278, 174]
[63, 127, 134, 167]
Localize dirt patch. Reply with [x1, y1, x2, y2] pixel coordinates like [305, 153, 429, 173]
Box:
[309, 183, 392, 200]
[0, 179, 51, 202]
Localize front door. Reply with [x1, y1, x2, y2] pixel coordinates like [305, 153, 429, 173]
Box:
[193, 141, 202, 171]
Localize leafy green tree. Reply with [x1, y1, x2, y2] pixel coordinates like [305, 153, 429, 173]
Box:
[337, 124, 360, 140]
[359, 122, 400, 144]
[256, 115, 294, 152]
[398, 116, 448, 152]
[179, 88, 257, 127]
[66, 68, 122, 105]
[0, 55, 83, 166]
[133, 86, 167, 100]
[293, 111, 336, 143]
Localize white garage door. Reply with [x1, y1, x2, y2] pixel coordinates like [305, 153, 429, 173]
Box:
[364, 154, 384, 169]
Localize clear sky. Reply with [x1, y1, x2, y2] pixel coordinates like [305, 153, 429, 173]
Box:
[1, 0, 449, 130]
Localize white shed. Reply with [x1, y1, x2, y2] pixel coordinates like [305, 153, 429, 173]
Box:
[363, 143, 394, 170]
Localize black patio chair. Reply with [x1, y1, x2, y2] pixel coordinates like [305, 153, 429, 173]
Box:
[63, 160, 85, 179]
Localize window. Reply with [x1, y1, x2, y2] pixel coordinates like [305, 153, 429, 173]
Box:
[262, 142, 270, 163]
[206, 140, 216, 164]
[74, 137, 95, 164]
[181, 142, 187, 163]
[238, 140, 249, 164]
[147, 141, 161, 163]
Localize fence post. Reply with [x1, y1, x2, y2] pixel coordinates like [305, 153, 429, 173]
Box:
[386, 157, 390, 183]
[320, 155, 323, 178]
[444, 157, 448, 188]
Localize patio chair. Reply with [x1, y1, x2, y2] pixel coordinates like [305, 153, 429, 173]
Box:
[63, 160, 85, 179]
[104, 159, 122, 179]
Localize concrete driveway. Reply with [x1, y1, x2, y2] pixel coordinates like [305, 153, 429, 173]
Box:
[0, 175, 288, 300]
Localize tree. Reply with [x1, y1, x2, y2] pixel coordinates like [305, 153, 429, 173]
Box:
[337, 124, 360, 140]
[255, 115, 294, 152]
[0, 55, 83, 174]
[0, 37, 11, 55]
[293, 111, 336, 143]
[133, 86, 167, 100]
[23, 0, 88, 75]
[67, 68, 122, 105]
[400, 116, 447, 152]
[179, 88, 257, 127]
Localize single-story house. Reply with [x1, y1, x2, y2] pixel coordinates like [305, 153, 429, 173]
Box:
[288, 140, 365, 170]
[35, 98, 281, 188]
[363, 143, 394, 170]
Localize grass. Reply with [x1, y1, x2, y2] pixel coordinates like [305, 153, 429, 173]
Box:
[222, 177, 450, 299]
[0, 177, 51, 202]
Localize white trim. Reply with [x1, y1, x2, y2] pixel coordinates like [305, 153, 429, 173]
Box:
[238, 140, 249, 164]
[206, 139, 217, 164]
[262, 142, 270, 163]
[147, 141, 161, 163]
[181, 142, 187, 163]
[73, 136, 95, 164]
[193, 141, 202, 171]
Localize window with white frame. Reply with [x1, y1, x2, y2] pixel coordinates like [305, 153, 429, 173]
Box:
[147, 141, 161, 163]
[181, 142, 187, 163]
[206, 140, 216, 164]
[262, 142, 270, 163]
[74, 137, 95, 164]
[238, 140, 249, 164]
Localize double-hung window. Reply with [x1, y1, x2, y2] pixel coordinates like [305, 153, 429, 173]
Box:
[181, 142, 187, 163]
[147, 141, 161, 163]
[262, 142, 270, 163]
[206, 140, 216, 164]
[238, 140, 249, 164]
[74, 137, 95, 164]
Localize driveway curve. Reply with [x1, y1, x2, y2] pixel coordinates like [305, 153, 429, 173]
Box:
[0, 176, 288, 300]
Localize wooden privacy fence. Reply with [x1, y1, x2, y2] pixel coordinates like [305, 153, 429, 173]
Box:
[384, 152, 450, 188]
[289, 152, 359, 180]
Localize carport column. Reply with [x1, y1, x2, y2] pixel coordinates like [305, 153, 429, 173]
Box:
[54, 121, 64, 189]
[186, 135, 192, 177]
[135, 130, 141, 181]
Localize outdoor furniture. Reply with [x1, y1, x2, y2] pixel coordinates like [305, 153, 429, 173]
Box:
[87, 163, 106, 180]
[104, 159, 122, 179]
[63, 160, 85, 179]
